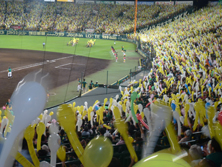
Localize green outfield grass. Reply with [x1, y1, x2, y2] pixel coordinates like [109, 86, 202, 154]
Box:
[0, 35, 142, 107]
[0, 35, 136, 60]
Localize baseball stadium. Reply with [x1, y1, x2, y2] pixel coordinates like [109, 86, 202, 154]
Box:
[0, 0, 222, 167]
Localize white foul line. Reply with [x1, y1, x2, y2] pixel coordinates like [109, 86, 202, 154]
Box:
[55, 63, 86, 70]
[0, 55, 73, 74]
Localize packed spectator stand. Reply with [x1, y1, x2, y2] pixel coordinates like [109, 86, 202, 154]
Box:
[0, 1, 191, 34]
[0, 2, 222, 167]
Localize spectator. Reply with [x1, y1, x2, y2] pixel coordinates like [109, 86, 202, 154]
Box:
[203, 138, 222, 167]
[116, 136, 125, 146]
[189, 145, 203, 167]
[88, 80, 94, 90]
[82, 126, 90, 138]
[179, 130, 192, 144]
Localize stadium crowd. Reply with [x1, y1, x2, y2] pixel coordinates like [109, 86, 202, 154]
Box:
[0, 3, 222, 167]
[0, 1, 191, 34]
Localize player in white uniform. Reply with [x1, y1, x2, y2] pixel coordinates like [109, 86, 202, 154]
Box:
[8, 67, 12, 78]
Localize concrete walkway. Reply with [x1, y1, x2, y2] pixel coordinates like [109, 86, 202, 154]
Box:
[47, 70, 149, 120]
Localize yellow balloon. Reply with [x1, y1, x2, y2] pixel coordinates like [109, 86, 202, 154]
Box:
[214, 101, 219, 109]
[73, 102, 76, 109]
[24, 125, 40, 167]
[38, 114, 43, 120]
[141, 112, 145, 120]
[129, 136, 134, 143]
[109, 98, 113, 110]
[131, 86, 134, 92]
[193, 102, 200, 131]
[57, 146, 66, 162]
[134, 104, 138, 114]
[103, 124, 111, 129]
[208, 106, 216, 138]
[99, 107, 104, 124]
[36, 122, 45, 151]
[103, 98, 108, 108]
[134, 153, 191, 167]
[15, 152, 35, 167]
[4, 110, 14, 137]
[214, 122, 222, 150]
[49, 111, 54, 116]
[184, 104, 189, 126]
[88, 106, 92, 121]
[114, 118, 138, 162]
[79, 105, 84, 115]
[165, 123, 181, 154]
[57, 104, 84, 164]
[113, 106, 121, 119]
[83, 136, 113, 167]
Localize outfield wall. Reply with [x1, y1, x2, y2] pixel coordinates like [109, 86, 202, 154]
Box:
[0, 30, 136, 43]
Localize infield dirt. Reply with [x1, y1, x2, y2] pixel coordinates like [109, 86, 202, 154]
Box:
[0, 49, 110, 106]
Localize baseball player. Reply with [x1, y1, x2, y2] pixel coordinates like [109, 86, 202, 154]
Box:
[8, 67, 12, 78]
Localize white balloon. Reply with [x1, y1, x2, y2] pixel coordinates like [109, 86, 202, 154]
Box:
[49, 123, 59, 134]
[119, 86, 122, 93]
[201, 125, 211, 138]
[48, 133, 61, 166]
[0, 81, 47, 166]
[143, 108, 152, 132]
[42, 110, 48, 123]
[138, 104, 143, 113]
[31, 118, 40, 126]
[44, 115, 51, 126]
[143, 103, 172, 158]
[90, 111, 94, 128]
[84, 101, 88, 111]
[115, 94, 119, 101]
[76, 114, 82, 132]
[173, 111, 181, 136]
[40, 161, 53, 167]
[180, 116, 184, 125]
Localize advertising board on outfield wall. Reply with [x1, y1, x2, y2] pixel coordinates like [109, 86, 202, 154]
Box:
[208, 1, 219, 6]
[57, 0, 74, 2]
[175, 1, 193, 5]
[155, 1, 174, 5]
[44, 0, 56, 2]
[0, 30, 136, 43]
[76, 0, 84, 4]
[84, 1, 95, 4]
[116, 1, 134, 5]
[138, 1, 154, 5]
[96, 1, 115, 4]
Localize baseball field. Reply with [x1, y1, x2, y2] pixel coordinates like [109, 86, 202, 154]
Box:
[0, 35, 141, 108]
